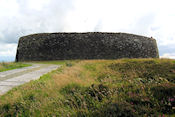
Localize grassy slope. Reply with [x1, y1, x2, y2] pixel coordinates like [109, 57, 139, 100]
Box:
[0, 59, 175, 116]
[0, 62, 31, 72]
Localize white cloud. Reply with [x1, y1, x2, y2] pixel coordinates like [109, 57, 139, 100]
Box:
[0, 43, 17, 57]
[0, 0, 175, 61]
[0, 0, 19, 17]
[27, 0, 50, 11]
[160, 53, 175, 59]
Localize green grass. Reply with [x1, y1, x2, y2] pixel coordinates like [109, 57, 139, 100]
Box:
[0, 59, 175, 116]
[0, 62, 31, 72]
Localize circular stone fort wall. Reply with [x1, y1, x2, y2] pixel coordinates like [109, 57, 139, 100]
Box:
[16, 32, 159, 61]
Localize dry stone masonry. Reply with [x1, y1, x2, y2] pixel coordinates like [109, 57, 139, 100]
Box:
[16, 32, 159, 61]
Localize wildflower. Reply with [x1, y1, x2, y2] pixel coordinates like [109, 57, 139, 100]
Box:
[168, 97, 175, 102]
[159, 114, 165, 117]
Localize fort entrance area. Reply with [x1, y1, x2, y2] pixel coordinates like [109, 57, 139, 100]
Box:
[16, 32, 159, 62]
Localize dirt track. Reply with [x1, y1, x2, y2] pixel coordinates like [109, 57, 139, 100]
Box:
[0, 64, 59, 95]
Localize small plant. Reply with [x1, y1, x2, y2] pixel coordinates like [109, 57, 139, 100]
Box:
[66, 62, 73, 67]
[151, 84, 175, 114]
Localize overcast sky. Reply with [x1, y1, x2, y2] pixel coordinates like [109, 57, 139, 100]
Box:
[0, 0, 175, 61]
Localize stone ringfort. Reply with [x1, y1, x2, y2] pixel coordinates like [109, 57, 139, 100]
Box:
[16, 32, 159, 62]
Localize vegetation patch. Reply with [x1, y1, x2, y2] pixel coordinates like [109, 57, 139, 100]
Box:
[0, 62, 31, 72]
[0, 59, 175, 116]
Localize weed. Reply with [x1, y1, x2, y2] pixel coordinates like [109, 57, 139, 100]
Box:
[66, 62, 73, 67]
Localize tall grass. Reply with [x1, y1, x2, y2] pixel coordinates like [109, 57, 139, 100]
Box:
[0, 59, 175, 116]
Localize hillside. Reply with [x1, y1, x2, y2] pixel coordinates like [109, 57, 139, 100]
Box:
[0, 59, 175, 116]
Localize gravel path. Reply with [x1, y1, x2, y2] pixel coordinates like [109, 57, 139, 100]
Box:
[0, 64, 59, 95]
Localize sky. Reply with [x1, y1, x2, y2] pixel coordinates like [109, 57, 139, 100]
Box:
[0, 0, 175, 61]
